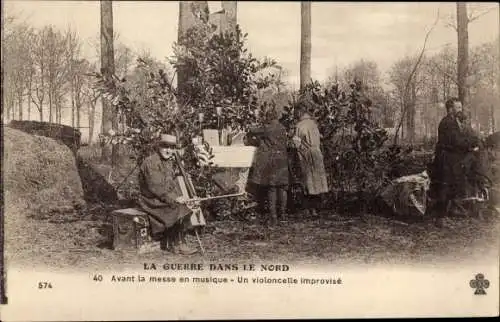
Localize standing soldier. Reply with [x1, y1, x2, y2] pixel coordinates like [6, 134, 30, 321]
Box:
[246, 105, 290, 226]
[292, 96, 329, 217]
[429, 98, 480, 227]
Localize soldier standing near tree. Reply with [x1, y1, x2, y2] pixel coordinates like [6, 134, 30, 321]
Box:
[292, 96, 329, 217]
[428, 97, 480, 227]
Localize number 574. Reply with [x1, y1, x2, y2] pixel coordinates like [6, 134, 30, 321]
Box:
[38, 282, 53, 289]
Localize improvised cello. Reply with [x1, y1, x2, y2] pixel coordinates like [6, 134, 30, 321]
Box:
[173, 150, 206, 254]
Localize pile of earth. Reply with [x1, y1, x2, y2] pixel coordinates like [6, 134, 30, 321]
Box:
[3, 127, 85, 215]
[8, 120, 81, 153]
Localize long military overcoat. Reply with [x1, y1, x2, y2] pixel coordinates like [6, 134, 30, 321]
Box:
[294, 114, 329, 195]
[431, 114, 479, 197]
[138, 153, 191, 235]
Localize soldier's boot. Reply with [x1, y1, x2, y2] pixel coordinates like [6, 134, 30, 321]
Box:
[278, 188, 289, 224]
[161, 228, 175, 251]
[268, 188, 280, 227]
[268, 205, 279, 227]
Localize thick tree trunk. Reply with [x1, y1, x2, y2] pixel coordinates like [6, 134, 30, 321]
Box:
[177, 1, 209, 104]
[457, 2, 469, 116]
[222, 1, 237, 35]
[177, 1, 189, 101]
[300, 1, 311, 90]
[38, 106, 43, 122]
[497, 7, 500, 132]
[100, 0, 118, 165]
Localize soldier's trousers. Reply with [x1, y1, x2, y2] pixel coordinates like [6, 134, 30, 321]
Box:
[267, 185, 288, 219]
[432, 182, 464, 217]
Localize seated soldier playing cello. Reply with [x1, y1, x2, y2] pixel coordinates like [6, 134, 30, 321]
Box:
[137, 134, 198, 255]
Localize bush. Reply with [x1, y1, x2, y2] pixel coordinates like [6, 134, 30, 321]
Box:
[282, 80, 413, 206]
[91, 16, 283, 211]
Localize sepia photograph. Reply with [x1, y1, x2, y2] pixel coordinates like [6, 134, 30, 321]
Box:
[1, 1, 499, 320]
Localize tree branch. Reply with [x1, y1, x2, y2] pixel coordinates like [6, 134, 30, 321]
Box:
[443, 13, 457, 31]
[393, 8, 440, 145]
[426, 59, 458, 85]
[444, 21, 457, 32]
[468, 6, 496, 23]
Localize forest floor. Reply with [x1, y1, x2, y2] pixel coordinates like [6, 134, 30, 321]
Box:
[5, 197, 499, 271]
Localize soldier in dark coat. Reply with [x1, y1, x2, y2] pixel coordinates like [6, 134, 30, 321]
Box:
[429, 98, 480, 226]
[247, 106, 290, 226]
[138, 134, 197, 255]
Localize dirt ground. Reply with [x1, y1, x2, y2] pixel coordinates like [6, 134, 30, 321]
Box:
[4, 201, 499, 271]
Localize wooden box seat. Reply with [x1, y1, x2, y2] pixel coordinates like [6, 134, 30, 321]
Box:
[110, 208, 160, 253]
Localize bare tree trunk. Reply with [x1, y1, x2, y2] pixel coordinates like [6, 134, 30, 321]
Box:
[491, 105, 496, 133]
[100, 0, 118, 165]
[55, 102, 59, 124]
[497, 6, 500, 132]
[71, 81, 75, 127]
[177, 1, 189, 100]
[55, 99, 59, 123]
[300, 1, 311, 90]
[89, 102, 95, 144]
[48, 90, 53, 123]
[76, 94, 81, 129]
[5, 95, 12, 122]
[457, 2, 469, 117]
[177, 1, 209, 104]
[58, 103, 62, 124]
[405, 82, 417, 144]
[27, 85, 32, 120]
[18, 96, 23, 120]
[222, 1, 237, 35]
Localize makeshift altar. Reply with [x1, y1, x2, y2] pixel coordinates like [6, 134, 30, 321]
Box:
[195, 129, 256, 198]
